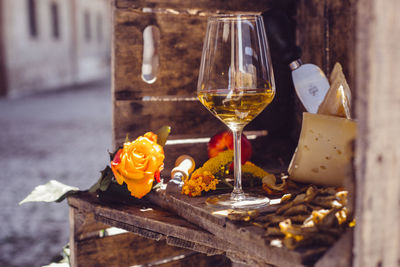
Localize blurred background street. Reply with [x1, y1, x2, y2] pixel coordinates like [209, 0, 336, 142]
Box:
[0, 79, 112, 266]
[0, 0, 113, 265]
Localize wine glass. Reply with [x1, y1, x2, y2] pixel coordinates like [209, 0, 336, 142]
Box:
[197, 14, 275, 209]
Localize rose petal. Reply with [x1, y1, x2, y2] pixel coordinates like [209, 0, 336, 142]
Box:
[125, 177, 154, 199]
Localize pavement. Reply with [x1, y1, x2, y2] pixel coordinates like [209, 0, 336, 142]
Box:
[0, 80, 112, 267]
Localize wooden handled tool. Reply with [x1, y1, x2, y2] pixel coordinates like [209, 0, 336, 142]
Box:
[169, 155, 195, 187]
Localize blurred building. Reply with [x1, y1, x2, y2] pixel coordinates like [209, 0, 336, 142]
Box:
[0, 0, 111, 98]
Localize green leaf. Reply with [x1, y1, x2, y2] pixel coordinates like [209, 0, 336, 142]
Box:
[100, 167, 114, 191]
[156, 125, 171, 147]
[19, 180, 79, 205]
[98, 182, 142, 204]
[89, 166, 114, 193]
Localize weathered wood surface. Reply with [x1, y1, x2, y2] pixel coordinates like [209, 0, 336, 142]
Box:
[68, 188, 351, 267]
[314, 229, 353, 267]
[67, 192, 304, 266]
[115, 0, 296, 11]
[68, 192, 280, 266]
[108, 1, 354, 266]
[295, 0, 357, 140]
[147, 184, 354, 267]
[112, 3, 298, 174]
[296, 0, 356, 92]
[353, 0, 400, 267]
[70, 203, 230, 267]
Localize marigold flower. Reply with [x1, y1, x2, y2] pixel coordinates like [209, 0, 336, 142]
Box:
[111, 132, 164, 199]
[182, 171, 219, 197]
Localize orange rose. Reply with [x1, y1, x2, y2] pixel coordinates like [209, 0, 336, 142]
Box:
[111, 132, 164, 198]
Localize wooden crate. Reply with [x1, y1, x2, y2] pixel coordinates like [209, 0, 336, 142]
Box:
[70, 0, 400, 266]
[112, 0, 299, 174]
[68, 192, 353, 267]
[68, 193, 232, 267]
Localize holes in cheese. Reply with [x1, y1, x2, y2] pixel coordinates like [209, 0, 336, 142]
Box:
[288, 113, 357, 187]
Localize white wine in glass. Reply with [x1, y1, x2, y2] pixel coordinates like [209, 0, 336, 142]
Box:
[197, 14, 276, 209]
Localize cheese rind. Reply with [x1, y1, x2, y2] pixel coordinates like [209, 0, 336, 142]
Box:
[317, 63, 352, 119]
[288, 113, 357, 187]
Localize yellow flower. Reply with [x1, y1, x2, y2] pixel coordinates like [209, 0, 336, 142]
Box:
[182, 150, 276, 197]
[111, 132, 164, 199]
[191, 150, 233, 177]
[182, 170, 219, 197]
[181, 151, 232, 197]
[242, 161, 269, 178]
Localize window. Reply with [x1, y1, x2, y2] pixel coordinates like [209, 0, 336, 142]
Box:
[84, 11, 91, 42]
[97, 14, 103, 43]
[27, 0, 38, 37]
[50, 2, 60, 39]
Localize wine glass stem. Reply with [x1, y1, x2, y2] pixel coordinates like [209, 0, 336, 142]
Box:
[231, 129, 245, 201]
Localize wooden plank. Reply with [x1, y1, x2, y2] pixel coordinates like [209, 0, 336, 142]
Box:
[68, 192, 294, 266]
[113, 100, 224, 143]
[296, 1, 326, 72]
[314, 229, 353, 267]
[326, 0, 356, 93]
[69, 207, 112, 267]
[68, 195, 231, 267]
[296, 0, 356, 95]
[115, 0, 277, 11]
[113, 8, 207, 97]
[74, 231, 201, 267]
[146, 187, 309, 267]
[69, 188, 353, 267]
[146, 184, 354, 267]
[156, 252, 230, 267]
[68, 193, 235, 254]
[354, 0, 400, 267]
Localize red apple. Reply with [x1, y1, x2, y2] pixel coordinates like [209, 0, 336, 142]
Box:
[208, 131, 252, 164]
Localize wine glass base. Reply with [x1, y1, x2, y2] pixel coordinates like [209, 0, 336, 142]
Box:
[206, 193, 270, 210]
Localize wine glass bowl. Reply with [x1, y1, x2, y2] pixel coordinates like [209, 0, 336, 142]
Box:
[197, 14, 275, 209]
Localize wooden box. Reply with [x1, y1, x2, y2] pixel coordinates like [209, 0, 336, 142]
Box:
[71, 0, 400, 266]
[112, 0, 299, 174]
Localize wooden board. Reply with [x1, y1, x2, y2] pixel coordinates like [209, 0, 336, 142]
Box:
[146, 184, 351, 267]
[115, 0, 277, 11]
[69, 201, 230, 267]
[353, 0, 400, 266]
[68, 187, 351, 267]
[68, 192, 278, 266]
[296, 0, 356, 91]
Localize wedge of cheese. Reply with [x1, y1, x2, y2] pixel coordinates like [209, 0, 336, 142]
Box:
[288, 112, 357, 187]
[317, 63, 352, 119]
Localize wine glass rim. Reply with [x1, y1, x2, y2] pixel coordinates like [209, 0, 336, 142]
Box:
[208, 13, 262, 21]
